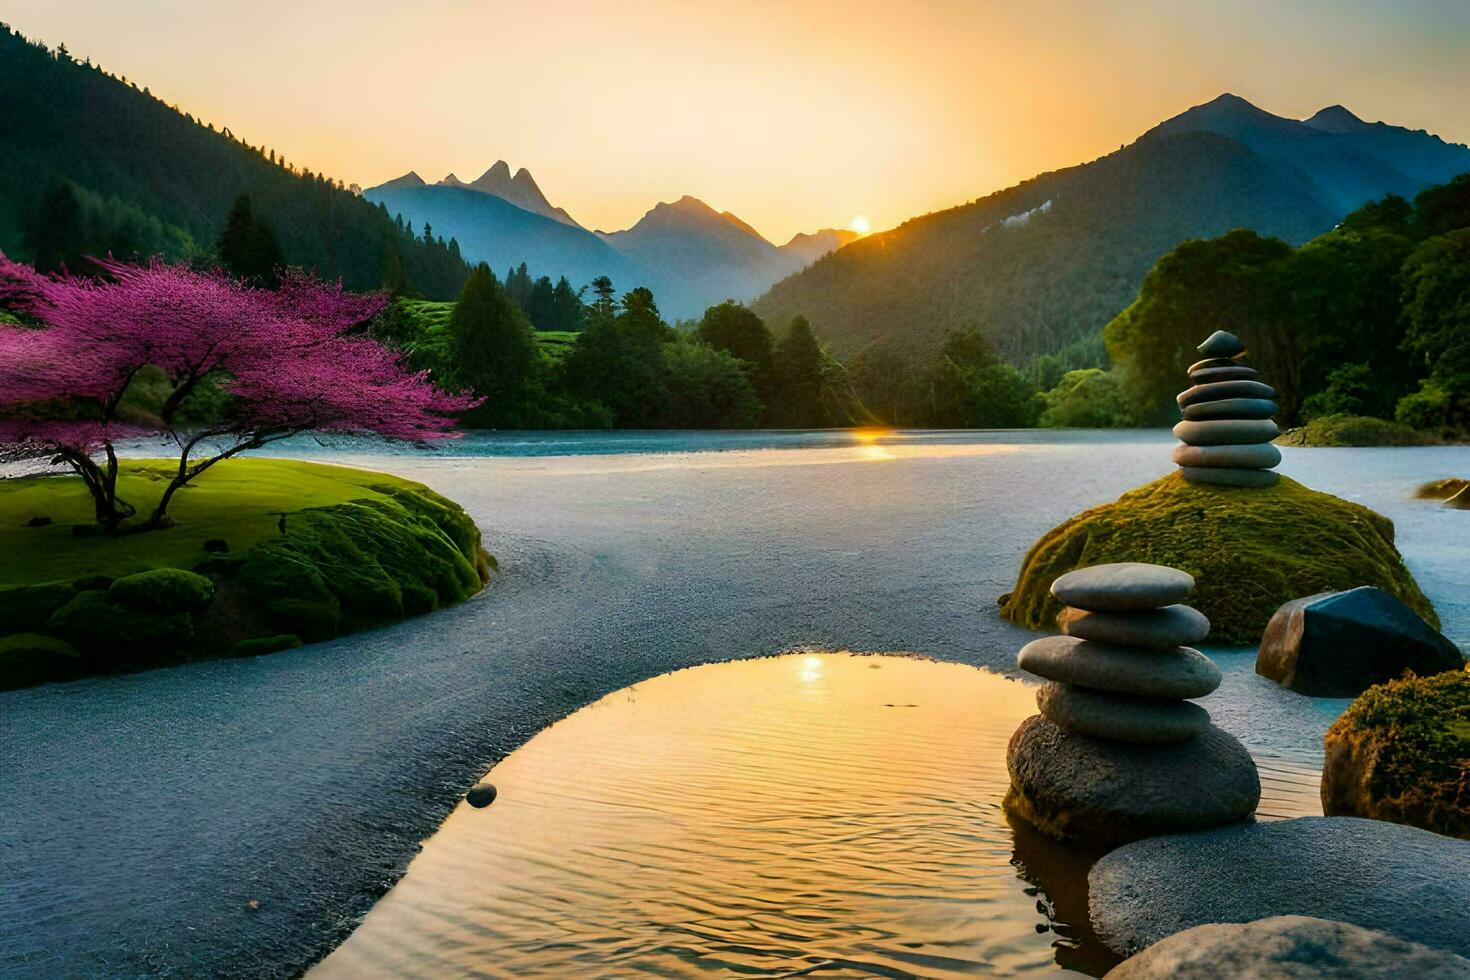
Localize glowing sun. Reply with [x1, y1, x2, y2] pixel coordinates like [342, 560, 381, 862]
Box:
[848, 215, 871, 236]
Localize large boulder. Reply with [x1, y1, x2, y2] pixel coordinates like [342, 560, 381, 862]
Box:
[1004, 715, 1259, 848]
[998, 473, 1437, 644]
[1105, 915, 1470, 979]
[1322, 670, 1470, 838]
[1257, 587, 1463, 696]
[1089, 816, 1470, 958]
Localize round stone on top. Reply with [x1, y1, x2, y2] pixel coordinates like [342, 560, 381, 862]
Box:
[1050, 562, 1195, 612]
[1197, 330, 1246, 359]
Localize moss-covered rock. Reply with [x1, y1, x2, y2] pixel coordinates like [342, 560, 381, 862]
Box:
[999, 473, 1435, 644]
[1322, 671, 1470, 839]
[239, 494, 483, 636]
[109, 568, 215, 612]
[0, 582, 78, 632]
[0, 632, 83, 690]
[1417, 478, 1469, 500]
[1276, 415, 1429, 447]
[45, 589, 194, 666]
[232, 634, 303, 657]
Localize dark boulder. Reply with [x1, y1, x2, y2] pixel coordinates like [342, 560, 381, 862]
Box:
[1005, 715, 1258, 847]
[1256, 587, 1463, 697]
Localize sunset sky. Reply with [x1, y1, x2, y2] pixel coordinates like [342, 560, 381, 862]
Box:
[8, 0, 1469, 242]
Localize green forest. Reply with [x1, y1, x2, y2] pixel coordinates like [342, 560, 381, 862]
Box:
[0, 25, 469, 298]
[1105, 173, 1470, 440]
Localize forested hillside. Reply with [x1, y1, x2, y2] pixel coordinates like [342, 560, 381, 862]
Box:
[0, 25, 469, 297]
[754, 94, 1470, 368]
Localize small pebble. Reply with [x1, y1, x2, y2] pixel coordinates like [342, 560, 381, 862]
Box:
[467, 782, 498, 808]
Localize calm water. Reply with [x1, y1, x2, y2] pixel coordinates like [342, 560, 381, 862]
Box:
[312, 654, 1321, 979]
[5, 429, 1463, 977]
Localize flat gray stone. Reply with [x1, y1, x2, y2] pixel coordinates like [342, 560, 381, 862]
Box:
[1104, 916, 1470, 979]
[1181, 466, 1281, 488]
[1177, 379, 1278, 409]
[1173, 418, 1280, 446]
[1187, 365, 1259, 385]
[1036, 681, 1209, 743]
[1197, 330, 1246, 358]
[1018, 635, 1221, 698]
[1187, 356, 1240, 373]
[1181, 397, 1278, 421]
[1173, 442, 1282, 468]
[1058, 604, 1211, 649]
[1006, 715, 1259, 847]
[1089, 816, 1470, 958]
[1050, 562, 1195, 612]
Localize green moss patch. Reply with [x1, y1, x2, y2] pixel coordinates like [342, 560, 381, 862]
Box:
[1276, 415, 1429, 447]
[998, 472, 1435, 644]
[1324, 671, 1470, 839]
[0, 632, 82, 689]
[0, 457, 489, 688]
[109, 568, 214, 611]
[1417, 478, 1470, 499]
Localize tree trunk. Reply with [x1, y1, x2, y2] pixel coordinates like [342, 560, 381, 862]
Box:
[56, 445, 134, 532]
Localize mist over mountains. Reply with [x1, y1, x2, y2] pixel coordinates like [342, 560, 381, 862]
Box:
[752, 93, 1470, 364]
[364, 171, 853, 319]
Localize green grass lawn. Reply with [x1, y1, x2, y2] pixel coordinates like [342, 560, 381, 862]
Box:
[0, 457, 422, 586]
[1, 457, 489, 688]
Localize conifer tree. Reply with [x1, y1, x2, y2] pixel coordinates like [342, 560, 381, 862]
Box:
[448, 263, 538, 424]
[215, 193, 283, 287]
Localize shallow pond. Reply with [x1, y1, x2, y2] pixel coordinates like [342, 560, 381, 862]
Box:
[313, 653, 1320, 978]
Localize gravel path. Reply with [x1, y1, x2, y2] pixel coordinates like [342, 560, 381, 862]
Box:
[2, 430, 1465, 977]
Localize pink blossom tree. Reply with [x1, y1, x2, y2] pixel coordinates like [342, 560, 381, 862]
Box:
[0, 255, 478, 532]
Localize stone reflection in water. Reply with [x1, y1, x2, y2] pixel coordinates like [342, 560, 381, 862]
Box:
[312, 653, 1320, 978]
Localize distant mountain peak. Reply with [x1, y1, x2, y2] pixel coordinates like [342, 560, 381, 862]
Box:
[377, 170, 426, 191]
[438, 173, 468, 187]
[482, 160, 512, 182]
[1304, 104, 1370, 133]
[779, 228, 860, 268]
[719, 210, 768, 243]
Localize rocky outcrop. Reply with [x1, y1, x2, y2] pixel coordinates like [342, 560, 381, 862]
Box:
[1105, 916, 1470, 979]
[1257, 587, 1463, 696]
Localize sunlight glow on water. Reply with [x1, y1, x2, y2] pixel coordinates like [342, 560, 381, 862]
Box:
[312, 654, 1322, 979]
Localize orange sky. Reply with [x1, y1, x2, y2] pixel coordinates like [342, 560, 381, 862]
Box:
[8, 1, 1469, 242]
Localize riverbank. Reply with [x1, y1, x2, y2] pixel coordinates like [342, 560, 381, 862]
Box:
[0, 458, 490, 688]
[2, 430, 1465, 976]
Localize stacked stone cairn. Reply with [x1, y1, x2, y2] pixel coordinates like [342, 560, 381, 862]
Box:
[1005, 562, 1260, 847]
[1173, 329, 1281, 489]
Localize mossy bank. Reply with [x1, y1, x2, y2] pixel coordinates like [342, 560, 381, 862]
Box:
[0, 458, 492, 689]
[1322, 670, 1470, 839]
[998, 472, 1435, 645]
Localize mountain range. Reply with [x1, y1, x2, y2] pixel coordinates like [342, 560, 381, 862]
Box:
[751, 94, 1470, 364]
[365, 172, 857, 319]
